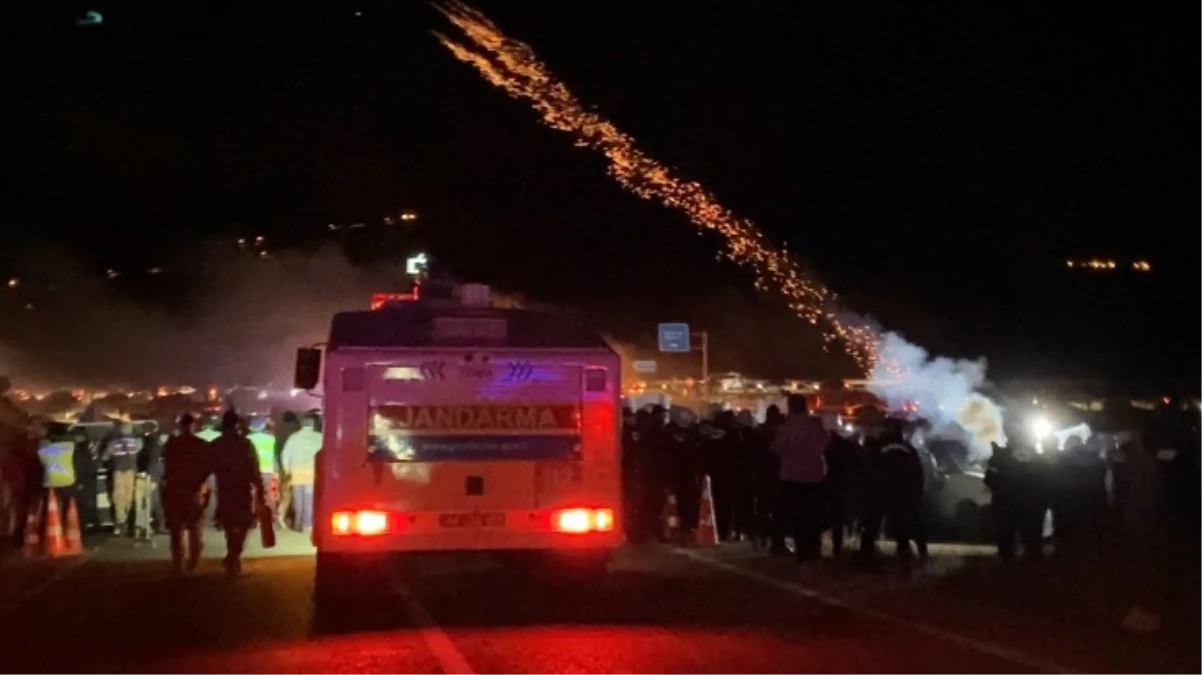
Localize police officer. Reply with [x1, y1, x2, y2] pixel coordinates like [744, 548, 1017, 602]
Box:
[36, 423, 77, 521]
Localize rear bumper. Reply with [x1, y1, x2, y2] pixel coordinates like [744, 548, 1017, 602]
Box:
[319, 528, 622, 554]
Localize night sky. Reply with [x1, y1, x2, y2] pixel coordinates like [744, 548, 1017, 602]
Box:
[0, 3, 1196, 385]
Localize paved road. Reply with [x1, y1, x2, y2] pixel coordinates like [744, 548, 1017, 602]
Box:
[0, 533, 1194, 673]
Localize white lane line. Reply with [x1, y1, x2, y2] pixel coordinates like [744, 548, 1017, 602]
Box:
[675, 549, 1077, 675]
[395, 584, 475, 675]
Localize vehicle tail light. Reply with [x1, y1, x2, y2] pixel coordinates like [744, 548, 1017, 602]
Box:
[553, 508, 615, 534]
[331, 509, 394, 536]
[593, 508, 614, 532]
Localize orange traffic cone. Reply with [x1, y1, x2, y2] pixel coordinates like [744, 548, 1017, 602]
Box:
[661, 491, 681, 542]
[64, 497, 83, 555]
[696, 475, 719, 546]
[42, 490, 66, 558]
[22, 497, 42, 557]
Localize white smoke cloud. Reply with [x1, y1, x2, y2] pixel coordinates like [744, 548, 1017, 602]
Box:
[868, 330, 1006, 462]
[0, 241, 408, 390]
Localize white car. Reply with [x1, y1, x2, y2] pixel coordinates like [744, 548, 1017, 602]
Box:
[920, 440, 993, 540]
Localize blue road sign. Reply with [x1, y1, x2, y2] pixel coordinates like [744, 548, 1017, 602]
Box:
[657, 323, 691, 353]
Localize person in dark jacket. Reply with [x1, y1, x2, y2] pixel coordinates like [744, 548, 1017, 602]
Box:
[162, 413, 211, 573]
[665, 411, 701, 537]
[210, 411, 266, 576]
[103, 422, 143, 536]
[875, 419, 927, 559]
[752, 405, 786, 554]
[1051, 435, 1106, 558]
[824, 430, 860, 556]
[71, 428, 99, 533]
[985, 441, 1020, 561]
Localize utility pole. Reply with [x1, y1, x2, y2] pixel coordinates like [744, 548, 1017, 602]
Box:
[693, 331, 709, 399]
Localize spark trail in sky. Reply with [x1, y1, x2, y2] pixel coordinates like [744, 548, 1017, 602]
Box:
[432, 1, 886, 374]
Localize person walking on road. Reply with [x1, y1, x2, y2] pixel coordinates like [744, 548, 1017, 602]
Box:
[139, 423, 166, 534]
[162, 414, 211, 573]
[103, 422, 143, 536]
[771, 394, 828, 562]
[280, 413, 320, 532]
[274, 411, 299, 529]
[210, 411, 266, 576]
[196, 420, 220, 527]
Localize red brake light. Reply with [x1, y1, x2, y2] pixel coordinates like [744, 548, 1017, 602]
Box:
[553, 508, 615, 534]
[555, 508, 591, 534]
[331, 510, 393, 536]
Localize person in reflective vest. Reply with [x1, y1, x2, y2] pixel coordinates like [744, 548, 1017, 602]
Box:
[37, 422, 77, 520]
[246, 417, 277, 521]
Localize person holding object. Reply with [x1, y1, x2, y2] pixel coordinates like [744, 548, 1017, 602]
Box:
[210, 411, 266, 576]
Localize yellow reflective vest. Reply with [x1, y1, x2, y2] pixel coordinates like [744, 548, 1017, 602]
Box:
[39, 441, 76, 488]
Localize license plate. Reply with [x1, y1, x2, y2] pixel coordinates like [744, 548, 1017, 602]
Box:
[439, 512, 506, 528]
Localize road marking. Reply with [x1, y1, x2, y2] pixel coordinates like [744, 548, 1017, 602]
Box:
[395, 584, 474, 675]
[675, 549, 1076, 674]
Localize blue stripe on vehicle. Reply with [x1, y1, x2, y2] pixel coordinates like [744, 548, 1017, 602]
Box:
[368, 434, 580, 462]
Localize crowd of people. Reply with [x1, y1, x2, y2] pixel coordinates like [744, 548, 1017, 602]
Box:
[622, 393, 1199, 565]
[0, 403, 324, 576]
[622, 394, 932, 563]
